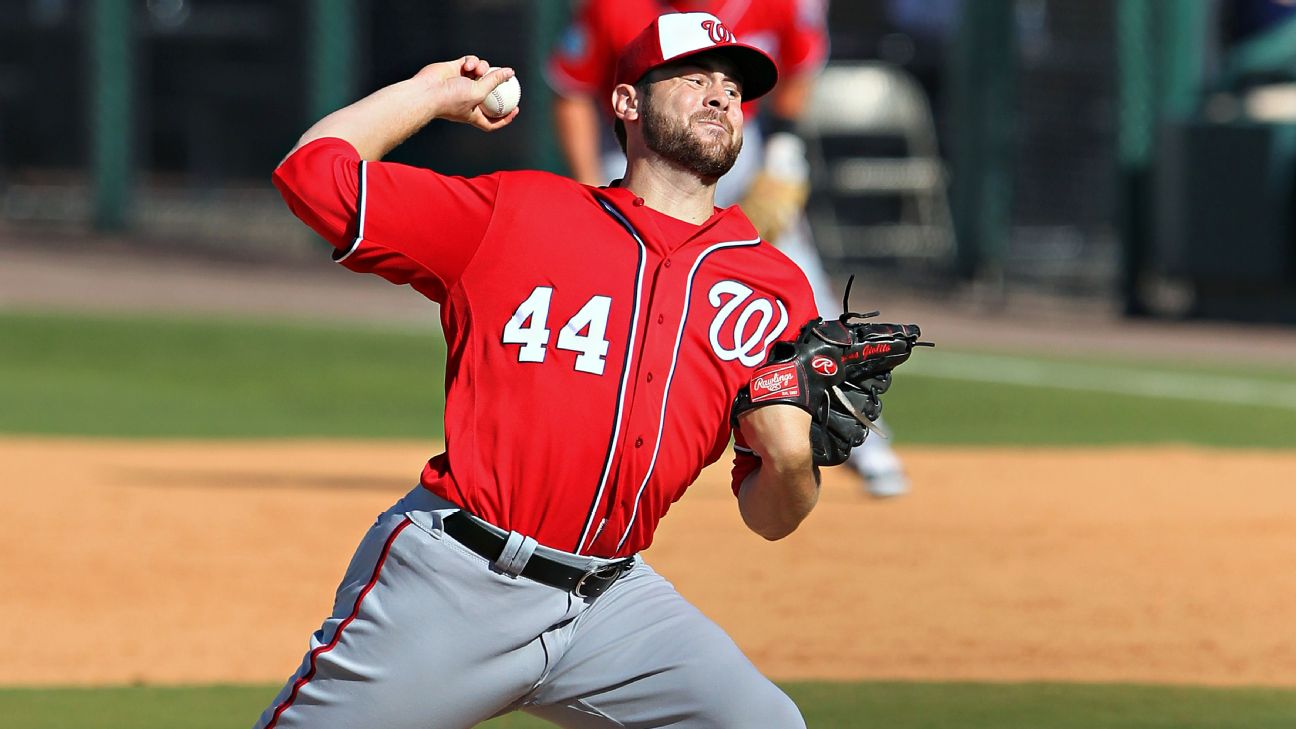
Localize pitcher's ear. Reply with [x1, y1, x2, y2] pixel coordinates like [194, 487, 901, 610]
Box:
[612, 83, 641, 122]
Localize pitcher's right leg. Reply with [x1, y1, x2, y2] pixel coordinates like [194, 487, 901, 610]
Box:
[254, 488, 578, 729]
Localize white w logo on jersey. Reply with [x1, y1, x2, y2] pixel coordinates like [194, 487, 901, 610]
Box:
[706, 280, 789, 367]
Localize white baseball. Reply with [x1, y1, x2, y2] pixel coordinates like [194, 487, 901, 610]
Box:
[480, 69, 521, 118]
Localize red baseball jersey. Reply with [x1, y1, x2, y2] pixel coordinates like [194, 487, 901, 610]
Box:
[273, 138, 816, 558]
[548, 0, 829, 117]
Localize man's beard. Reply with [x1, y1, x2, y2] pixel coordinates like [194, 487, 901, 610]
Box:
[642, 96, 742, 179]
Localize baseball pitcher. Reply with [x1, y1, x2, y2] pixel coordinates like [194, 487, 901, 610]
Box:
[258, 12, 924, 728]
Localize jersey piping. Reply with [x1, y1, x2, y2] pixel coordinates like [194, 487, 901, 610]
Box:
[264, 517, 411, 728]
[614, 236, 761, 552]
[574, 198, 649, 554]
[334, 160, 368, 263]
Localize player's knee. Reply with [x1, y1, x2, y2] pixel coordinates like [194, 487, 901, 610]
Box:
[705, 677, 805, 728]
[749, 685, 805, 727]
[741, 691, 804, 727]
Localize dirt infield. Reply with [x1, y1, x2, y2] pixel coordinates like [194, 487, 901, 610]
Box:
[3, 437, 1294, 688]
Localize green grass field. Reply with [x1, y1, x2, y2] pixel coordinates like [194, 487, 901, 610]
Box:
[3, 310, 1296, 445]
[4, 309, 1296, 728]
[4, 682, 1294, 729]
[0, 311, 446, 438]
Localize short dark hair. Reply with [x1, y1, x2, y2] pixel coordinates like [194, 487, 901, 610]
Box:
[614, 119, 628, 154]
[613, 79, 651, 154]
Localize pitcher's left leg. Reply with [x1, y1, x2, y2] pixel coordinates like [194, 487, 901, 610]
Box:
[521, 561, 805, 729]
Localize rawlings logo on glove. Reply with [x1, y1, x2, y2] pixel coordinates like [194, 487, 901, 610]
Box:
[731, 277, 932, 466]
[810, 356, 837, 376]
[750, 364, 801, 402]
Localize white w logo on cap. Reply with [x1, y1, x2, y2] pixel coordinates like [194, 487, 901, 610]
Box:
[658, 12, 730, 58]
[700, 19, 734, 44]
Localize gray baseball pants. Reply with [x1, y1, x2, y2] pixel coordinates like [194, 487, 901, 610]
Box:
[254, 485, 805, 728]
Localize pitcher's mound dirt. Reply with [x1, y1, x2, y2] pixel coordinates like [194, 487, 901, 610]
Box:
[2, 438, 1294, 687]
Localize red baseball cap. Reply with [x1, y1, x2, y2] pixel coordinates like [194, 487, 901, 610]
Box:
[614, 12, 779, 100]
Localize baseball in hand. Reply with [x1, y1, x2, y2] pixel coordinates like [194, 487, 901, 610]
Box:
[480, 70, 521, 118]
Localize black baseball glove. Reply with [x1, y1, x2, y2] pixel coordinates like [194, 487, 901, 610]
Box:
[731, 298, 929, 466]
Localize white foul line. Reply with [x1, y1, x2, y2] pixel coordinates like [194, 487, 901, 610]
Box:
[903, 352, 1296, 411]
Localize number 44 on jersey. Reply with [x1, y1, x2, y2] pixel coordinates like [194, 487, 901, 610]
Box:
[502, 286, 613, 375]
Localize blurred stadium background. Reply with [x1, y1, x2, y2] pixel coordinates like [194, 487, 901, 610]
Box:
[3, 0, 1295, 319]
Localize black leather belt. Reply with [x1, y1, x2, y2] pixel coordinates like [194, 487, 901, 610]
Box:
[442, 511, 634, 599]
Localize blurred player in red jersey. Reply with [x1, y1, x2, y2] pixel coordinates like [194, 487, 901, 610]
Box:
[259, 13, 822, 728]
[549, 0, 912, 497]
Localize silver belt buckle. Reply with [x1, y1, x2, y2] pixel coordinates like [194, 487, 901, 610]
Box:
[572, 562, 626, 598]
